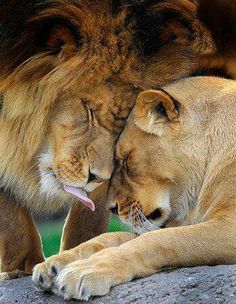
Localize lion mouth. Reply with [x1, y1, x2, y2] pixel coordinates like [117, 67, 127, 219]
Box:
[63, 185, 95, 211]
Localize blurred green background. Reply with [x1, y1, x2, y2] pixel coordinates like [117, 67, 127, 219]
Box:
[38, 216, 129, 257]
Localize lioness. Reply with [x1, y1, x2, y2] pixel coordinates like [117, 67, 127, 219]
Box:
[0, 0, 216, 278]
[33, 77, 236, 301]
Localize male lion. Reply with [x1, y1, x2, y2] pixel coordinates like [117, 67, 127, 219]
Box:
[0, 0, 222, 278]
[33, 77, 236, 301]
[0, 0, 216, 278]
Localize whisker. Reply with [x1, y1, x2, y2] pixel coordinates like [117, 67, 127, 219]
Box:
[168, 177, 178, 186]
[137, 209, 148, 230]
[137, 209, 155, 232]
[136, 211, 145, 234]
[22, 160, 40, 179]
[128, 205, 135, 237]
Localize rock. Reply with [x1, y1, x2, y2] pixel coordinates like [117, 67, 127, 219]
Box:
[0, 265, 235, 304]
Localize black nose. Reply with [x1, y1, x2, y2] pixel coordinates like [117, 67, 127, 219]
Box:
[87, 171, 106, 184]
[109, 203, 118, 215]
[146, 208, 162, 220]
[88, 172, 97, 183]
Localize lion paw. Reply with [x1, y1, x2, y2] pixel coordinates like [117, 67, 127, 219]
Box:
[0, 270, 29, 282]
[32, 252, 76, 291]
[55, 263, 113, 300]
[53, 249, 127, 301]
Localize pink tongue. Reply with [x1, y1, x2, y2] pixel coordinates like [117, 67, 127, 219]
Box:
[63, 186, 95, 211]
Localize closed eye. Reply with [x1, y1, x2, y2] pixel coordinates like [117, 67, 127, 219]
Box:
[81, 98, 95, 123]
[0, 94, 3, 112]
[115, 150, 133, 176]
[114, 156, 129, 176]
[123, 154, 134, 177]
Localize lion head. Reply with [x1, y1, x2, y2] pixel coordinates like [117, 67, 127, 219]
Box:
[0, 0, 215, 207]
[107, 77, 236, 233]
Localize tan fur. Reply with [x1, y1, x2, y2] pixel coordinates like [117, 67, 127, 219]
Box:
[0, 194, 44, 275]
[33, 77, 236, 300]
[0, 0, 216, 278]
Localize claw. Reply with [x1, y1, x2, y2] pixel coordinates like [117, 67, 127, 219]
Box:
[39, 275, 44, 284]
[51, 266, 58, 276]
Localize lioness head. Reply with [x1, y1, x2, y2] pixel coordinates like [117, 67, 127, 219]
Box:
[107, 77, 236, 233]
[0, 1, 214, 203]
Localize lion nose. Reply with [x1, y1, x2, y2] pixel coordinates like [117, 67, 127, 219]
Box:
[87, 171, 107, 184]
[108, 203, 118, 215]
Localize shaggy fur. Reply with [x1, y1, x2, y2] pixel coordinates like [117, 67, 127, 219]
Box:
[33, 77, 236, 301]
[0, 0, 232, 277]
[197, 0, 236, 78]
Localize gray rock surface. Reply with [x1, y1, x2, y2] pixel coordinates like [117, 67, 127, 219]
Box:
[0, 265, 235, 304]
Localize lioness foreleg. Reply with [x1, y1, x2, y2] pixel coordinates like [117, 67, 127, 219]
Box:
[32, 231, 136, 291]
[52, 217, 235, 300]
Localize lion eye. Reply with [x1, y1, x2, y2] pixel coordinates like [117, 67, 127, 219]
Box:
[81, 98, 96, 122]
[115, 151, 132, 174]
[0, 95, 3, 112]
[88, 108, 95, 121]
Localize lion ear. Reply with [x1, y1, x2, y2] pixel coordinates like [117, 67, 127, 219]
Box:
[133, 90, 180, 134]
[0, 2, 82, 78]
[46, 25, 78, 58]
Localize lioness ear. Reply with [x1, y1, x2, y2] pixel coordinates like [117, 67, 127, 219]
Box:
[134, 89, 180, 134]
[136, 89, 180, 121]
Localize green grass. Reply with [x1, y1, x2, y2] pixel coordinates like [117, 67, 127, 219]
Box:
[38, 216, 130, 257]
[108, 215, 131, 232]
[38, 221, 64, 258]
